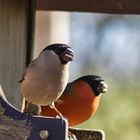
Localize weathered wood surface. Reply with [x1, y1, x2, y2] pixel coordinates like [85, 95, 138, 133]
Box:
[69, 128, 105, 140]
[0, 0, 28, 109]
[37, 0, 140, 14]
[0, 0, 35, 109]
[0, 85, 31, 139]
[0, 112, 31, 140]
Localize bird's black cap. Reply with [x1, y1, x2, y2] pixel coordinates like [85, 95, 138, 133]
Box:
[75, 75, 108, 96]
[43, 43, 74, 64]
[43, 43, 71, 51]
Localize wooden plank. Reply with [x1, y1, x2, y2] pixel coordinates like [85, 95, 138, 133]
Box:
[0, 0, 35, 109]
[36, 0, 140, 14]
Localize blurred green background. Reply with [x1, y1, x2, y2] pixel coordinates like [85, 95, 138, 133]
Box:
[69, 13, 140, 140]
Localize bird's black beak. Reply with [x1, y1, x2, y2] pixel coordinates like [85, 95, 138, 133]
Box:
[61, 48, 74, 62]
[97, 81, 108, 94]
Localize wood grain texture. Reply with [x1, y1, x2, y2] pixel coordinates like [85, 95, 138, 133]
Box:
[69, 128, 105, 140]
[0, 0, 29, 109]
[37, 0, 140, 14]
[0, 87, 31, 140]
[0, 113, 31, 140]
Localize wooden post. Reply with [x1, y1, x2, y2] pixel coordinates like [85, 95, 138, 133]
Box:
[0, 0, 35, 109]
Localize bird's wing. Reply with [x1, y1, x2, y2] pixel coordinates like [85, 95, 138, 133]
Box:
[18, 59, 37, 83]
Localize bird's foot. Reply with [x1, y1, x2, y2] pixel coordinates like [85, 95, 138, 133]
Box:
[49, 103, 63, 118]
[49, 102, 66, 125]
[23, 102, 41, 125]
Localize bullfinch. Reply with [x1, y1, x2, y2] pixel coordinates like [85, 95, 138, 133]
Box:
[19, 43, 74, 116]
[40, 75, 108, 126]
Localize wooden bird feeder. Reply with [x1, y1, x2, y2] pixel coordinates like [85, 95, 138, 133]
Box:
[0, 0, 139, 139]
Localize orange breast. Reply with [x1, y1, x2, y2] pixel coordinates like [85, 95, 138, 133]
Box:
[40, 80, 101, 126]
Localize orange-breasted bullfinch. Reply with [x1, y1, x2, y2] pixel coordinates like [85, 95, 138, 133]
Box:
[19, 43, 74, 116]
[40, 75, 108, 126]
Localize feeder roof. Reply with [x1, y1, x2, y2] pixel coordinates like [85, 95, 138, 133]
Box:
[37, 0, 140, 14]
